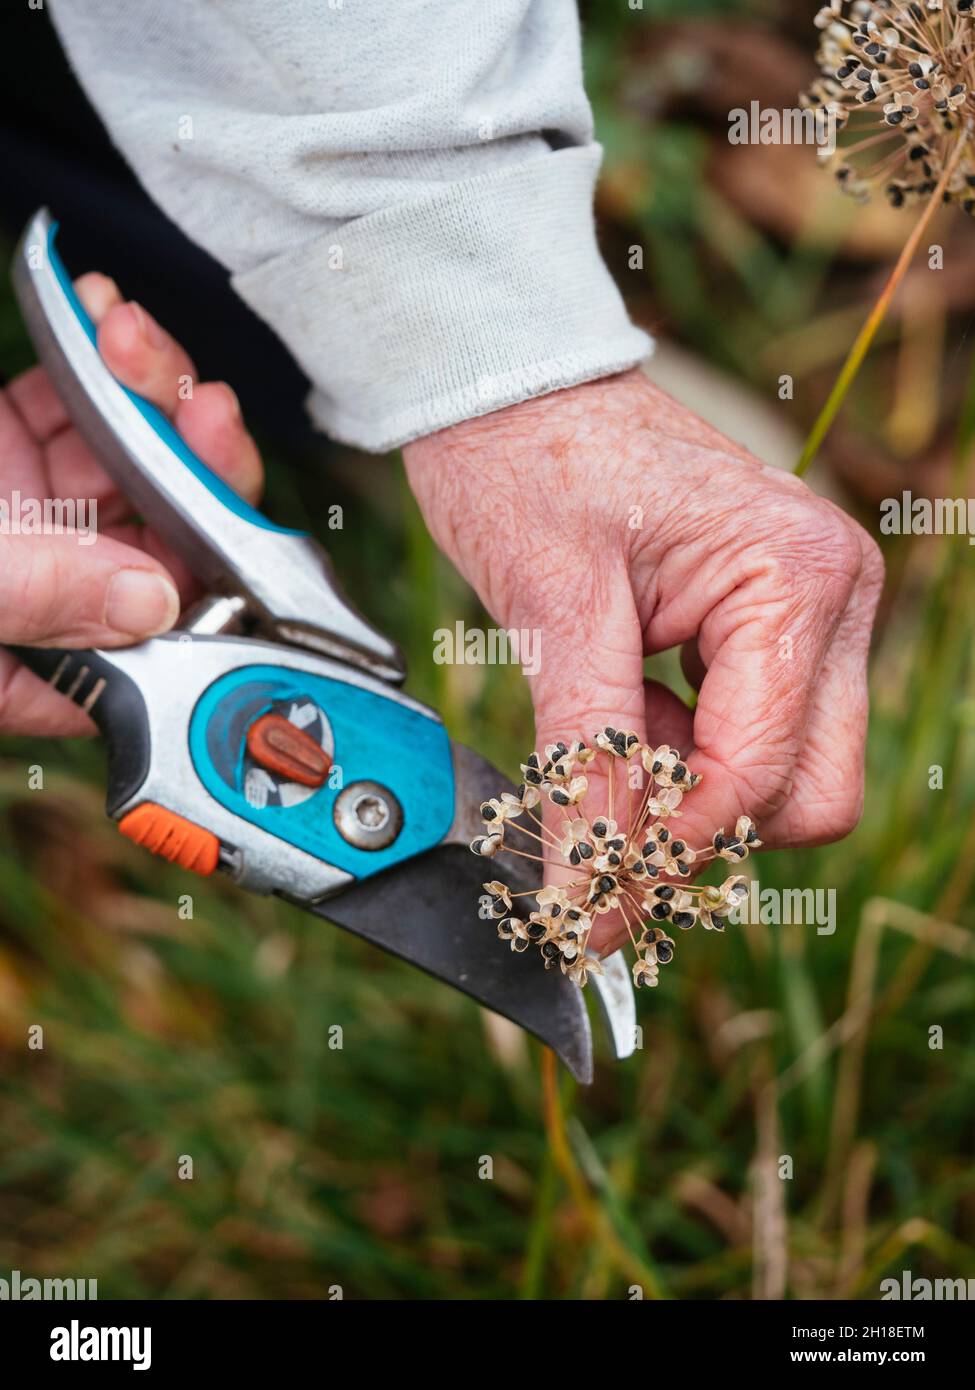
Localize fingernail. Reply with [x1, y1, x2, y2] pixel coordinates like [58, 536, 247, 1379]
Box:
[129, 302, 168, 349]
[105, 570, 180, 636]
[223, 383, 242, 419]
[75, 273, 121, 319]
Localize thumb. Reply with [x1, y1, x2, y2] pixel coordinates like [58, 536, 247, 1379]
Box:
[528, 568, 646, 753]
[527, 575, 647, 959]
[0, 533, 180, 647]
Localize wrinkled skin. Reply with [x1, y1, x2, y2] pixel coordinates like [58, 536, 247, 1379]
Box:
[405, 370, 884, 954]
[2, 295, 882, 960]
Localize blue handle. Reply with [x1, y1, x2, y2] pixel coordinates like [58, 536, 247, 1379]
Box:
[189, 665, 455, 879]
[46, 219, 298, 536]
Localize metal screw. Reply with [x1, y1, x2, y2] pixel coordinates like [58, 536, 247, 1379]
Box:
[333, 780, 403, 850]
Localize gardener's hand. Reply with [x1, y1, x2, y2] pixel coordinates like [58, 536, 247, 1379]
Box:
[0, 274, 263, 735]
[404, 369, 884, 955]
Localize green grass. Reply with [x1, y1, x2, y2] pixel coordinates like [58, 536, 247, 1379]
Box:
[1, 0, 973, 1300]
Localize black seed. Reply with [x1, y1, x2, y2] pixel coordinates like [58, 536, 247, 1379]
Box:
[525, 768, 542, 785]
[542, 942, 560, 960]
[608, 853, 621, 867]
[676, 859, 690, 875]
[909, 62, 922, 77]
[551, 904, 561, 917]
[651, 761, 662, 774]
[551, 789, 569, 805]
[608, 837, 626, 851]
[651, 903, 671, 920]
[527, 753, 539, 767]
[673, 763, 686, 781]
[746, 828, 758, 844]
[599, 875, 616, 893]
[672, 912, 695, 931]
[579, 843, 594, 860]
[710, 915, 726, 932]
[482, 805, 497, 820]
[655, 941, 674, 963]
[713, 834, 726, 851]
[658, 828, 669, 843]
[655, 885, 676, 901]
[592, 819, 607, 837]
[569, 848, 581, 866]
[527, 923, 546, 940]
[671, 840, 686, 856]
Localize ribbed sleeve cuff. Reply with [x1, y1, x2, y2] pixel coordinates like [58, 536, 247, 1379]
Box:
[231, 143, 652, 452]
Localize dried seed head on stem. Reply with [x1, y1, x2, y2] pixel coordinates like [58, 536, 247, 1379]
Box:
[471, 732, 761, 989]
[806, 1, 975, 212]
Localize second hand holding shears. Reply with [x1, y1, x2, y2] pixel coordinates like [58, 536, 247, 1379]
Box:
[9, 208, 636, 1083]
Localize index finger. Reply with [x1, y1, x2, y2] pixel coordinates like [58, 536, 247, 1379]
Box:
[680, 533, 863, 848]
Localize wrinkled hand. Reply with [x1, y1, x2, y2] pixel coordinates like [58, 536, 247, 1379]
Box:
[404, 369, 884, 956]
[0, 275, 263, 736]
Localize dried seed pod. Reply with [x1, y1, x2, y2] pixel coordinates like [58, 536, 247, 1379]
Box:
[471, 734, 761, 989]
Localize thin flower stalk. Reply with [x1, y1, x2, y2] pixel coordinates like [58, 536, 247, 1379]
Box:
[796, 0, 975, 473]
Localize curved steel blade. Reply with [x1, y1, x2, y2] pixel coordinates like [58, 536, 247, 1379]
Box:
[590, 950, 637, 1059]
[311, 742, 594, 1082]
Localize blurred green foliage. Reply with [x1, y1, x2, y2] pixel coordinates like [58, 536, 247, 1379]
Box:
[0, 0, 973, 1300]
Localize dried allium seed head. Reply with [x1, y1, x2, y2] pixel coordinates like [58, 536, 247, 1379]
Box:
[471, 735, 762, 989]
[804, 1, 975, 212]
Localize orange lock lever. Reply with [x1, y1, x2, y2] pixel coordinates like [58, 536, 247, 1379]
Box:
[245, 713, 331, 788]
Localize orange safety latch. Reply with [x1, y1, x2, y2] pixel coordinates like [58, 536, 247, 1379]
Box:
[118, 803, 220, 876]
[245, 712, 331, 787]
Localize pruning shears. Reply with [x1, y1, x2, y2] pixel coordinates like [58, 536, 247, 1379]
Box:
[9, 208, 636, 1083]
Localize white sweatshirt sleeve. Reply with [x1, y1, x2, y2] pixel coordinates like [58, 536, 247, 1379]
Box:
[49, 0, 652, 452]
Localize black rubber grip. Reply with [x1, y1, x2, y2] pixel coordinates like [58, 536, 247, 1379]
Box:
[11, 645, 152, 816]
